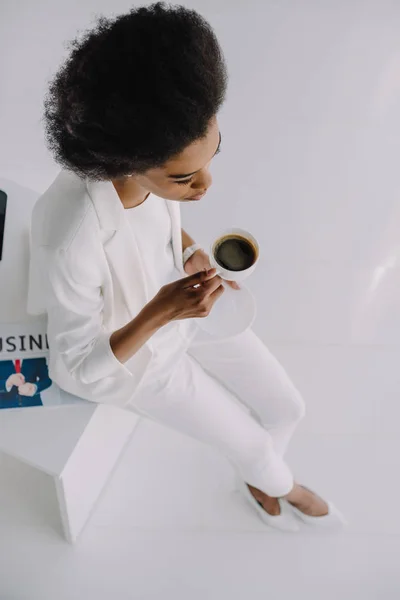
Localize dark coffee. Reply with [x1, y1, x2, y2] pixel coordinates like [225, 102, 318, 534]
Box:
[214, 235, 257, 272]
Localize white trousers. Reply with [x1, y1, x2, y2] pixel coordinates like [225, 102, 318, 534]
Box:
[129, 328, 305, 497]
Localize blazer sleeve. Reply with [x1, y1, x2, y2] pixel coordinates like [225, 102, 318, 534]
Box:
[0, 365, 13, 392]
[32, 359, 52, 395]
[44, 247, 133, 386]
[0, 378, 9, 393]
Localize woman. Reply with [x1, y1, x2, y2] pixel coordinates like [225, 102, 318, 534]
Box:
[28, 3, 344, 531]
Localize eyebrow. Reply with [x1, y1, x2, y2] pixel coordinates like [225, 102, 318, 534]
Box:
[168, 132, 222, 180]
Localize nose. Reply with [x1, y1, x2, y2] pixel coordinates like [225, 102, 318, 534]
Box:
[192, 167, 212, 192]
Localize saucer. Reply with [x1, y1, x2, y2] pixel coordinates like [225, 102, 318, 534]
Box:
[196, 283, 257, 338]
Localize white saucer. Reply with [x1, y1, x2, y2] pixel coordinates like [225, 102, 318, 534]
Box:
[197, 283, 257, 338]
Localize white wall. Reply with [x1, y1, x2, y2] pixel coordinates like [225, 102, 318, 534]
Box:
[1, 0, 400, 435]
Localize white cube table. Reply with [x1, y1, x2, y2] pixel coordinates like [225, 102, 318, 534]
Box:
[0, 178, 139, 542]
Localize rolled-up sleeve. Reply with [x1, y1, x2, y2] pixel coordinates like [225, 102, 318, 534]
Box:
[45, 247, 132, 385]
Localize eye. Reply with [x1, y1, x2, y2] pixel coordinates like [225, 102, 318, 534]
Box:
[175, 177, 194, 186]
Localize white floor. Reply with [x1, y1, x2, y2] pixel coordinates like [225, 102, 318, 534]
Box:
[1, 413, 399, 600]
[2, 0, 400, 597]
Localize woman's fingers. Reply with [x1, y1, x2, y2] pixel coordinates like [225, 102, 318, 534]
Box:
[226, 280, 240, 290]
[180, 268, 217, 288]
[209, 284, 225, 302]
[201, 274, 224, 295]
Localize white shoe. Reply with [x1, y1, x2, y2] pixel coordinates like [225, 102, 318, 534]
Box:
[237, 478, 299, 532]
[289, 489, 346, 530]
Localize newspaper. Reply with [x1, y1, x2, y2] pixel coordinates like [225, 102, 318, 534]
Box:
[0, 318, 87, 410]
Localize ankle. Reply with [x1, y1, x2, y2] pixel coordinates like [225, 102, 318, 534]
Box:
[285, 483, 303, 504]
[286, 485, 329, 517]
[247, 484, 281, 516]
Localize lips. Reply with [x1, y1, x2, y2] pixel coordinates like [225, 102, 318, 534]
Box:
[186, 192, 206, 201]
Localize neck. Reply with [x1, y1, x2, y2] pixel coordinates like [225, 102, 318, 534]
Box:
[111, 177, 150, 209]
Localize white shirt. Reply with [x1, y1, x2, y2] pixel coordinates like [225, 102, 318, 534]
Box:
[125, 194, 177, 299]
[124, 195, 189, 382]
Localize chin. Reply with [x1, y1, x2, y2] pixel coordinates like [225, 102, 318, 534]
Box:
[165, 196, 195, 203]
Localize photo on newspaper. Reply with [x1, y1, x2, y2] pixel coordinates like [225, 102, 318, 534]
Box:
[0, 319, 86, 410]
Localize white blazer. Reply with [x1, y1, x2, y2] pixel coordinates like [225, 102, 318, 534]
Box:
[28, 170, 185, 408]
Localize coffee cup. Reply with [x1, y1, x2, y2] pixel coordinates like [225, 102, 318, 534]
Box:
[209, 228, 259, 283]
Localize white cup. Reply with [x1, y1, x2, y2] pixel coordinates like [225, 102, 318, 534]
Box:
[209, 228, 260, 283]
[195, 228, 258, 337]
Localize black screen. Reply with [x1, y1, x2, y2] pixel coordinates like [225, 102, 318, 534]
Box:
[0, 190, 7, 261]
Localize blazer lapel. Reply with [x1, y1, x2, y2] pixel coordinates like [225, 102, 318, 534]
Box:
[86, 179, 148, 319]
[166, 200, 184, 274]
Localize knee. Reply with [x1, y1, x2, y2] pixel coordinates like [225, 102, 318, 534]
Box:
[291, 391, 306, 422]
[277, 389, 306, 425]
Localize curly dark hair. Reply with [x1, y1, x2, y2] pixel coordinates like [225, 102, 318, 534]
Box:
[44, 2, 228, 180]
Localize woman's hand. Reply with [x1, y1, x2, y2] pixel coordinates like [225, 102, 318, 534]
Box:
[110, 269, 224, 365]
[184, 249, 240, 290]
[150, 269, 225, 323]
